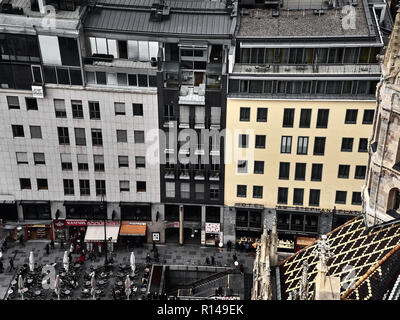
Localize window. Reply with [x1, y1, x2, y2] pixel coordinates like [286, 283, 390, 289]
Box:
[72, 100, 83, 119]
[96, 180, 106, 196]
[210, 184, 219, 200]
[362, 109, 374, 124]
[237, 160, 248, 174]
[279, 162, 290, 180]
[54, 99, 66, 118]
[352, 192, 362, 205]
[20, 178, 31, 190]
[137, 181, 146, 192]
[345, 109, 358, 124]
[12, 125, 24, 137]
[118, 155, 129, 168]
[134, 131, 145, 143]
[165, 182, 175, 198]
[117, 130, 128, 143]
[254, 161, 264, 174]
[61, 153, 72, 170]
[253, 186, 263, 199]
[195, 184, 204, 200]
[355, 165, 367, 179]
[74, 128, 86, 146]
[91, 129, 103, 146]
[94, 155, 105, 172]
[338, 165, 350, 178]
[16, 152, 28, 165]
[26, 98, 38, 110]
[237, 185, 247, 198]
[297, 137, 309, 155]
[114, 102, 125, 115]
[277, 187, 288, 204]
[57, 127, 70, 145]
[299, 109, 312, 128]
[96, 72, 106, 85]
[133, 103, 143, 116]
[120, 180, 130, 192]
[128, 74, 137, 86]
[138, 74, 148, 87]
[135, 156, 146, 168]
[7, 96, 19, 109]
[239, 107, 250, 121]
[239, 134, 249, 148]
[63, 179, 74, 195]
[80, 180, 90, 196]
[316, 109, 329, 128]
[283, 109, 295, 127]
[37, 179, 48, 190]
[293, 188, 304, 205]
[30, 126, 42, 139]
[257, 108, 268, 122]
[358, 138, 368, 152]
[311, 164, 323, 181]
[181, 183, 190, 199]
[117, 73, 128, 86]
[255, 135, 266, 149]
[313, 137, 326, 156]
[33, 153, 45, 165]
[309, 189, 320, 206]
[77, 154, 88, 171]
[89, 101, 101, 120]
[335, 191, 347, 204]
[295, 163, 306, 180]
[281, 136, 292, 153]
[341, 138, 354, 152]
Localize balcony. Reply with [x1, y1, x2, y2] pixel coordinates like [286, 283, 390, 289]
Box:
[164, 168, 175, 179]
[232, 63, 381, 76]
[178, 85, 205, 105]
[179, 169, 190, 180]
[209, 170, 220, 181]
[194, 170, 205, 181]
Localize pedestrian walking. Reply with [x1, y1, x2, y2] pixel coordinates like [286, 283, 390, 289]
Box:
[227, 240, 232, 252]
[68, 252, 72, 263]
[232, 254, 237, 263]
[0, 260, 3, 273]
[19, 235, 24, 247]
[151, 241, 156, 252]
[45, 243, 50, 255]
[60, 240, 64, 249]
[8, 257, 14, 272]
[211, 256, 215, 265]
[112, 288, 116, 300]
[70, 243, 74, 254]
[239, 263, 244, 274]
[50, 240, 55, 250]
[206, 256, 210, 265]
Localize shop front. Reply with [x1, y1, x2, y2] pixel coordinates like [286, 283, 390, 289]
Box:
[119, 221, 147, 247]
[235, 207, 263, 251]
[53, 219, 66, 242]
[295, 236, 317, 252]
[165, 221, 180, 243]
[21, 201, 51, 220]
[276, 210, 319, 234]
[65, 201, 106, 220]
[26, 223, 53, 240]
[0, 195, 18, 221]
[277, 233, 295, 253]
[84, 220, 120, 252]
[204, 222, 221, 246]
[65, 219, 87, 241]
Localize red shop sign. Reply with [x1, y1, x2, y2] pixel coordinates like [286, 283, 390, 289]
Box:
[87, 220, 120, 226]
[53, 220, 66, 229]
[65, 220, 87, 226]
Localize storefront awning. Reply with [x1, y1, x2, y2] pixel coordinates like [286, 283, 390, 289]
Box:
[119, 222, 146, 236]
[84, 225, 120, 243]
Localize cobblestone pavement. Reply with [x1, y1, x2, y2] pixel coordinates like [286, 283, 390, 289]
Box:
[0, 240, 256, 300]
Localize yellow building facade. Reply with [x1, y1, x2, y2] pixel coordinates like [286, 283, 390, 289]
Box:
[225, 98, 375, 211]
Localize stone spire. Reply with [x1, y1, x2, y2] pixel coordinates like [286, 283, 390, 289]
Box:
[269, 216, 278, 267]
[299, 260, 309, 300]
[383, 10, 400, 79]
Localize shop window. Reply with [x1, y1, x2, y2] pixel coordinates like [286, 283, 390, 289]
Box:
[305, 215, 318, 232]
[249, 211, 262, 228]
[236, 210, 248, 228]
[291, 214, 304, 231]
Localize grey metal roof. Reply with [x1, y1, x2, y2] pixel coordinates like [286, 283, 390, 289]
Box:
[96, 0, 228, 10]
[84, 8, 235, 37]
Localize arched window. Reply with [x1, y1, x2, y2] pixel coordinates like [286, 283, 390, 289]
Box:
[387, 188, 400, 214]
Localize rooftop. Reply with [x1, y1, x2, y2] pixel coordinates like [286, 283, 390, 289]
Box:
[238, 4, 372, 39]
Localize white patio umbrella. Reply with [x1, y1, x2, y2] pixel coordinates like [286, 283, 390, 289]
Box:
[125, 275, 132, 300]
[54, 274, 61, 300]
[29, 251, 35, 272]
[63, 251, 69, 273]
[130, 252, 136, 275]
[18, 275, 24, 300]
[91, 272, 96, 300]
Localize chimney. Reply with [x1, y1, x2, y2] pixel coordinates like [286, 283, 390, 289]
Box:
[38, 0, 46, 14]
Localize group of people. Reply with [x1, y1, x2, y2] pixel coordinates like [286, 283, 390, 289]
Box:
[235, 240, 258, 253]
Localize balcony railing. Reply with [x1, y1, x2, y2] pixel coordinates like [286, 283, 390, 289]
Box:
[209, 170, 220, 181]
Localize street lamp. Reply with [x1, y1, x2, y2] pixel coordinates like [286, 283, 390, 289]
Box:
[99, 194, 107, 267]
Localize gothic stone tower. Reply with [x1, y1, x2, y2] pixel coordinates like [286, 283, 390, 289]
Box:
[364, 10, 400, 226]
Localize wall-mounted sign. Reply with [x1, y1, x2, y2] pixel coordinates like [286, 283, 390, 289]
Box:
[205, 223, 220, 233]
[152, 232, 160, 241]
[53, 220, 65, 229]
[165, 221, 180, 228]
[32, 85, 45, 98]
[65, 220, 87, 227]
[201, 230, 205, 245]
[87, 220, 120, 226]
